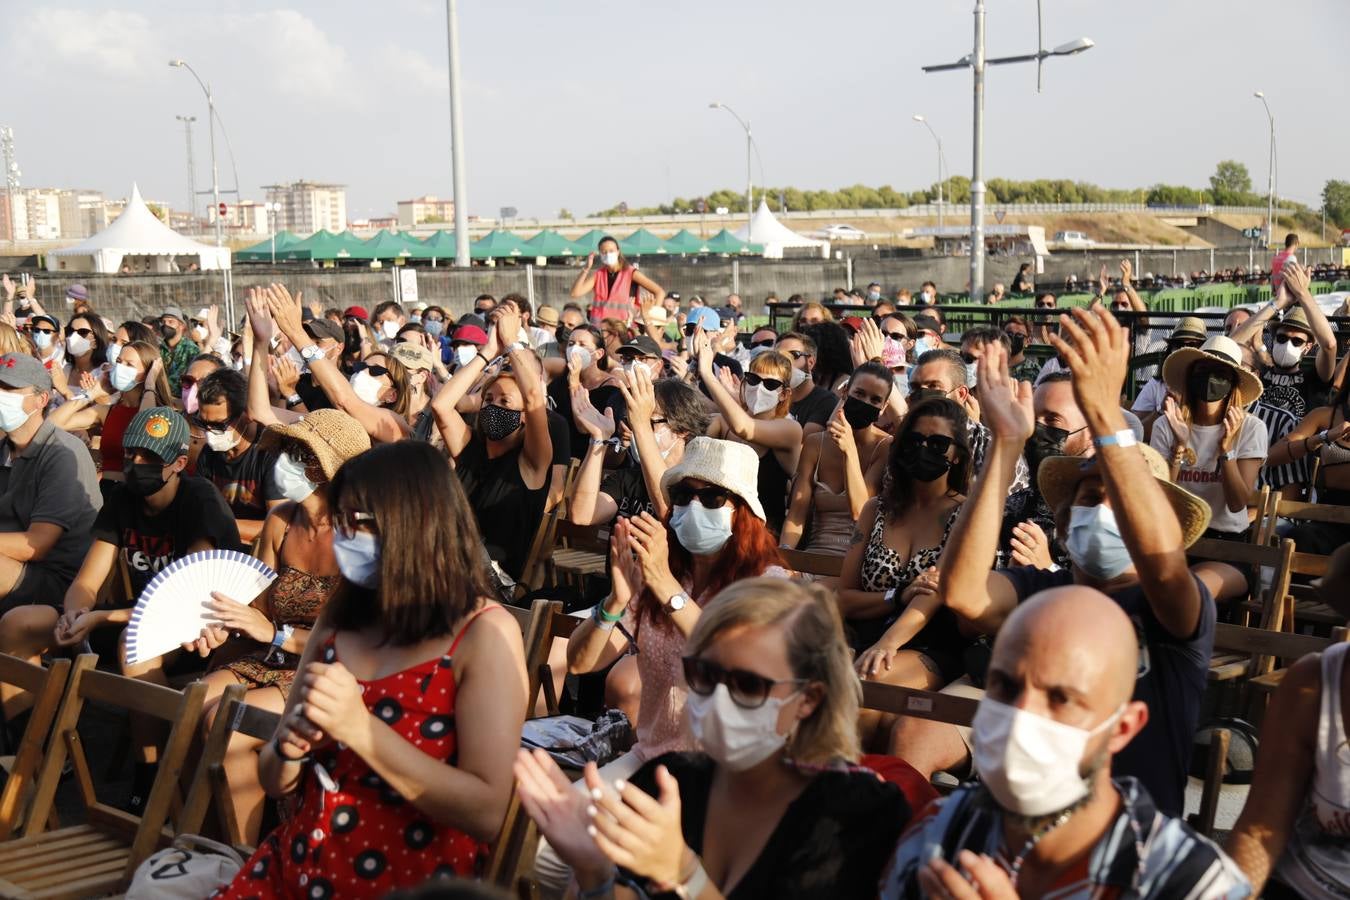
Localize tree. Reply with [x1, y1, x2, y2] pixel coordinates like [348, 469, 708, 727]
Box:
[1322, 180, 1350, 229]
[557, 208, 573, 220]
[1209, 160, 1253, 205]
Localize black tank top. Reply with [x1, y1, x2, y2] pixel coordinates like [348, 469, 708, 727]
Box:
[454, 433, 546, 581]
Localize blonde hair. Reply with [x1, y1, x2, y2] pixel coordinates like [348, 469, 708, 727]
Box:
[0, 323, 34, 357]
[749, 350, 793, 419]
[686, 577, 861, 765]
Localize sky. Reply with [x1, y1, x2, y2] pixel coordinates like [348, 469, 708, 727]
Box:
[5, 0, 1348, 220]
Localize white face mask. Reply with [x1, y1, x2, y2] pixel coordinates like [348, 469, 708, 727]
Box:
[454, 344, 478, 369]
[669, 501, 734, 555]
[192, 325, 209, 342]
[742, 382, 780, 416]
[231, 356, 246, 372]
[350, 369, 385, 405]
[1271, 338, 1303, 369]
[380, 320, 400, 340]
[629, 425, 675, 466]
[567, 346, 593, 369]
[105, 342, 123, 365]
[912, 336, 936, 358]
[333, 529, 380, 588]
[601, 251, 619, 267]
[273, 450, 318, 503]
[285, 346, 309, 374]
[32, 331, 53, 351]
[66, 334, 92, 357]
[789, 366, 809, 390]
[110, 363, 140, 393]
[972, 698, 1123, 817]
[687, 683, 797, 771]
[965, 361, 978, 387]
[0, 391, 33, 433]
[204, 426, 240, 453]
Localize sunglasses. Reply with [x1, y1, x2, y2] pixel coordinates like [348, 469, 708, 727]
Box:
[743, 372, 784, 392]
[960, 351, 977, 365]
[65, 327, 95, 338]
[750, 338, 776, 349]
[682, 323, 700, 336]
[1274, 334, 1308, 348]
[30, 326, 56, 335]
[353, 362, 390, 378]
[681, 656, 805, 709]
[1036, 302, 1056, 309]
[335, 509, 377, 538]
[783, 349, 809, 361]
[190, 414, 238, 435]
[883, 330, 907, 341]
[900, 432, 956, 455]
[668, 484, 733, 509]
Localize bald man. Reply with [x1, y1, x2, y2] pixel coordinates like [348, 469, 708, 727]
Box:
[880, 588, 1251, 900]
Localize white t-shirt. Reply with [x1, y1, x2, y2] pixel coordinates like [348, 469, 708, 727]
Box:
[1132, 377, 1168, 414]
[1150, 415, 1268, 534]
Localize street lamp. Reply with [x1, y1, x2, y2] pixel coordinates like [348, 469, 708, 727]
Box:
[168, 60, 222, 252]
[265, 201, 282, 264]
[446, 0, 470, 268]
[709, 102, 754, 237]
[1254, 91, 1276, 248]
[912, 115, 948, 231]
[923, 1, 1094, 302]
[174, 115, 197, 226]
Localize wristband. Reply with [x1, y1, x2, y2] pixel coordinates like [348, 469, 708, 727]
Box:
[577, 873, 617, 899]
[1092, 429, 1137, 449]
[476, 351, 490, 366]
[884, 587, 898, 608]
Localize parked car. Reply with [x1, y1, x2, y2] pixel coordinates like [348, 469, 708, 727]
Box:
[813, 224, 869, 241]
[1053, 230, 1094, 247]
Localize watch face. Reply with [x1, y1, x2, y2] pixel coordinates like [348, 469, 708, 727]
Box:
[668, 593, 687, 611]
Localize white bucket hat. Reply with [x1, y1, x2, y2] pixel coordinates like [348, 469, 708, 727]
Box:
[659, 436, 766, 521]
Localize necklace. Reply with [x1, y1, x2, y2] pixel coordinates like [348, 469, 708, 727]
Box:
[1006, 806, 1076, 889]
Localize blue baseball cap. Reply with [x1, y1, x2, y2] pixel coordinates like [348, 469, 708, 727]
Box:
[686, 307, 722, 332]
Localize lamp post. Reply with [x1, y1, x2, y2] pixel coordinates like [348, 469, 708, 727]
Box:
[446, 0, 470, 268]
[266, 201, 281, 264]
[1254, 91, 1275, 248]
[174, 114, 197, 227]
[912, 115, 948, 231]
[709, 102, 754, 237]
[923, 2, 1093, 303]
[1, 127, 18, 246]
[168, 60, 221, 252]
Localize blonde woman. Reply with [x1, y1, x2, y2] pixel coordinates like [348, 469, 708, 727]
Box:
[516, 577, 912, 899]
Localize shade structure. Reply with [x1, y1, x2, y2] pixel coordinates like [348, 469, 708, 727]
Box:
[47, 183, 230, 273]
[334, 231, 377, 260]
[618, 228, 668, 256]
[418, 230, 459, 259]
[663, 229, 712, 255]
[734, 200, 824, 258]
[285, 229, 373, 261]
[362, 229, 431, 260]
[570, 229, 608, 253]
[235, 230, 307, 262]
[704, 229, 760, 254]
[521, 230, 579, 258]
[470, 229, 527, 259]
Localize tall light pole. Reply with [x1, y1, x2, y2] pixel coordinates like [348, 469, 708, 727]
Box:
[912, 115, 948, 231]
[175, 114, 197, 227]
[446, 0, 470, 268]
[1, 127, 18, 246]
[266, 201, 281, 264]
[1254, 91, 1275, 248]
[168, 60, 221, 251]
[709, 102, 753, 237]
[924, 3, 1094, 302]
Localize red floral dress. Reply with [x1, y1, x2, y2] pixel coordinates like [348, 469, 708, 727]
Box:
[214, 607, 500, 899]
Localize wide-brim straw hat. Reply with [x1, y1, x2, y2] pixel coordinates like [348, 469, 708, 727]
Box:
[1037, 442, 1212, 548]
[257, 409, 371, 481]
[1162, 335, 1263, 408]
[659, 436, 766, 521]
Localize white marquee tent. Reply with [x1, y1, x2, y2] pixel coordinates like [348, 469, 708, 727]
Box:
[46, 184, 231, 274]
[734, 200, 829, 258]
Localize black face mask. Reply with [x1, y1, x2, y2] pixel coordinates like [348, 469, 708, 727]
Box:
[1024, 421, 1081, 477]
[1006, 333, 1026, 356]
[900, 446, 952, 483]
[125, 462, 169, 497]
[160, 323, 179, 342]
[842, 396, 882, 430]
[1188, 368, 1234, 403]
[479, 403, 523, 441]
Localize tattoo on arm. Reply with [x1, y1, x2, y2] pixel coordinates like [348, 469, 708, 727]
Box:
[850, 527, 864, 546]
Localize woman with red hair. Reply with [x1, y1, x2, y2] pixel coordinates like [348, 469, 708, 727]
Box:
[538, 437, 786, 892]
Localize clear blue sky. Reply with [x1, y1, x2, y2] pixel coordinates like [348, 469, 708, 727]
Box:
[6, 0, 1348, 218]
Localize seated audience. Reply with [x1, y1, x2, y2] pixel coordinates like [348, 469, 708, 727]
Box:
[1266, 376, 1350, 552]
[1131, 316, 1208, 440]
[776, 331, 837, 429]
[192, 367, 284, 542]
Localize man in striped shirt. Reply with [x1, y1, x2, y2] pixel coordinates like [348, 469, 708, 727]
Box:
[880, 588, 1250, 899]
[1236, 342, 1308, 494]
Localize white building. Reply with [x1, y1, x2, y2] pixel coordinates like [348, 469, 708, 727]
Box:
[57, 190, 109, 239]
[227, 200, 270, 235]
[262, 180, 347, 235]
[397, 195, 455, 228]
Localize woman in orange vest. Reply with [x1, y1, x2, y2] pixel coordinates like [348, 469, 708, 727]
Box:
[569, 235, 666, 324]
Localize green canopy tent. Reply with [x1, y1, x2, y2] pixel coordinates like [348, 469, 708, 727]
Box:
[663, 229, 711, 255]
[618, 228, 668, 256]
[470, 229, 527, 260]
[521, 230, 579, 258]
[334, 231, 377, 260]
[704, 229, 759, 255]
[418, 230, 458, 260]
[235, 230, 306, 262]
[569, 229, 608, 255]
[362, 229, 431, 260]
[283, 230, 351, 261]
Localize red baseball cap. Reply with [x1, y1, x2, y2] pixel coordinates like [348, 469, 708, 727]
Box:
[343, 306, 369, 321]
[841, 316, 865, 333]
[451, 324, 488, 346]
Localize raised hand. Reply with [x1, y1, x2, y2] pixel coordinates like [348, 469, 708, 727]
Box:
[615, 360, 658, 426]
[1219, 404, 1246, 454]
[851, 318, 884, 365]
[1048, 306, 1129, 427]
[571, 384, 615, 441]
[271, 354, 301, 396]
[245, 288, 275, 345]
[627, 512, 680, 603]
[513, 750, 609, 880]
[1, 274, 13, 302]
[585, 763, 689, 888]
[1283, 260, 1311, 299]
[492, 303, 522, 346]
[1119, 258, 1132, 284]
[975, 341, 1034, 444]
[715, 363, 741, 399]
[263, 284, 304, 339]
[1162, 394, 1191, 450]
[827, 405, 858, 459]
[1010, 521, 1053, 569]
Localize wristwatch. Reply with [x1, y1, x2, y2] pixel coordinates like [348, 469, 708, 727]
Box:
[299, 343, 324, 362]
[506, 340, 528, 354]
[268, 623, 294, 662]
[284, 393, 302, 408]
[673, 859, 709, 900]
[664, 591, 691, 613]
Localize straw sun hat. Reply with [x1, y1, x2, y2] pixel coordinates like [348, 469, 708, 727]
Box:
[1162, 335, 1263, 409]
[659, 436, 766, 521]
[1037, 442, 1212, 548]
[257, 408, 371, 481]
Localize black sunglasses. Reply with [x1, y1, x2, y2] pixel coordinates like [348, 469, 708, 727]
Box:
[744, 372, 784, 392]
[64, 327, 95, 338]
[900, 432, 956, 455]
[190, 413, 239, 435]
[1036, 302, 1056, 309]
[1274, 334, 1308, 348]
[783, 349, 809, 361]
[29, 326, 56, 335]
[960, 351, 977, 365]
[681, 656, 805, 709]
[682, 323, 699, 336]
[883, 330, 907, 341]
[353, 362, 390, 378]
[750, 338, 776, 349]
[668, 484, 733, 509]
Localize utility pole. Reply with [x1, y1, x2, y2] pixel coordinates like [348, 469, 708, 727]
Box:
[175, 115, 198, 227]
[969, 0, 987, 303]
[1, 128, 18, 245]
[446, 0, 470, 268]
[1254, 91, 1275, 247]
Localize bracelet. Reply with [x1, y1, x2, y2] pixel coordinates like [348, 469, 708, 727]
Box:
[271, 735, 309, 764]
[591, 604, 618, 632]
[577, 872, 617, 899]
[476, 351, 490, 366]
[884, 587, 898, 608]
[597, 602, 625, 624]
[1092, 429, 1137, 449]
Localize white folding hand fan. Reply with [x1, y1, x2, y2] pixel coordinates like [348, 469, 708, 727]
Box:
[123, 549, 278, 665]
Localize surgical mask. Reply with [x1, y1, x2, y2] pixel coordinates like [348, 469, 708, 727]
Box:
[919, 290, 934, 304]
[687, 683, 796, 772]
[789, 367, 809, 390]
[231, 356, 246, 372]
[965, 362, 978, 387]
[273, 451, 318, 503]
[867, 290, 881, 301]
[204, 426, 240, 453]
[125, 462, 169, 497]
[192, 325, 208, 343]
[842, 396, 882, 430]
[333, 530, 380, 588]
[424, 320, 444, 339]
[285, 346, 309, 375]
[748, 345, 771, 361]
[567, 346, 593, 369]
[1066, 504, 1133, 581]
[32, 331, 52, 351]
[1272, 339, 1302, 369]
[479, 403, 523, 441]
[892, 373, 910, 398]
[454, 345, 478, 368]
[182, 383, 200, 416]
[900, 446, 951, 483]
[629, 427, 674, 466]
[105, 342, 123, 366]
[669, 501, 734, 555]
[66, 334, 91, 357]
[380, 320, 401, 340]
[912, 336, 935, 358]
[410, 314, 422, 324]
[742, 383, 780, 416]
[110, 363, 140, 393]
[0, 392, 33, 433]
[601, 251, 619, 267]
[972, 698, 1123, 817]
[350, 370, 385, 406]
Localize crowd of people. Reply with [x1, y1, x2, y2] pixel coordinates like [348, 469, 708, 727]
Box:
[0, 230, 1346, 898]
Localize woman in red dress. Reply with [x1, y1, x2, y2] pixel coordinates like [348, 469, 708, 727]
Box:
[214, 441, 528, 899]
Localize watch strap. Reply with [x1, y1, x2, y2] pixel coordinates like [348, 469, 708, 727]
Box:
[674, 858, 709, 900]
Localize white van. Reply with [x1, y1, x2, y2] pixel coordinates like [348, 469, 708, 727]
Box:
[1053, 230, 1093, 246]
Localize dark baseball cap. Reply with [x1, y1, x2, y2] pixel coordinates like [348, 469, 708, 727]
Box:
[0, 353, 52, 392]
[303, 318, 344, 344]
[122, 406, 191, 461]
[617, 335, 662, 358]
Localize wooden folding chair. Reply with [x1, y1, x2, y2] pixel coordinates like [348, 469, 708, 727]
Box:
[485, 788, 537, 894]
[779, 548, 844, 580]
[533, 605, 581, 718]
[0, 656, 73, 842]
[1188, 537, 1294, 645]
[0, 656, 208, 899]
[547, 521, 610, 587]
[860, 682, 979, 728]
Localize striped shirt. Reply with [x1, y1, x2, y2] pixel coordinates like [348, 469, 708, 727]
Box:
[878, 778, 1251, 899]
[1251, 400, 1305, 491]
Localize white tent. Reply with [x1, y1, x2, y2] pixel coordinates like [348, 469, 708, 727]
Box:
[46, 184, 230, 274]
[734, 200, 828, 259]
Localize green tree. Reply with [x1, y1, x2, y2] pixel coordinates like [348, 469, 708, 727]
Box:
[1322, 180, 1350, 228]
[1209, 160, 1253, 205]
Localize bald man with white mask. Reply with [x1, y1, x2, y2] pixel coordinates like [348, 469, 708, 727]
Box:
[880, 587, 1251, 900]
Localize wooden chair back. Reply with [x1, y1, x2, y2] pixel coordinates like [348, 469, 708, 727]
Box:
[535, 606, 582, 718]
[1188, 537, 1295, 636]
[860, 682, 979, 727]
[779, 548, 844, 579]
[548, 521, 610, 587]
[485, 789, 536, 891]
[505, 599, 556, 717]
[0, 656, 72, 842]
